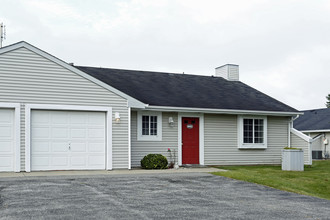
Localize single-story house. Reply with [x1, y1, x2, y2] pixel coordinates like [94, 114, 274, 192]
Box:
[293, 108, 330, 159]
[0, 41, 312, 172]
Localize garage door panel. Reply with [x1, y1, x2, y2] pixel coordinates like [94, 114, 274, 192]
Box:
[32, 127, 49, 138]
[88, 112, 105, 123]
[71, 157, 86, 166]
[0, 157, 14, 170]
[32, 111, 49, 124]
[51, 127, 69, 138]
[32, 156, 50, 167]
[70, 142, 86, 152]
[88, 128, 105, 138]
[51, 111, 68, 124]
[0, 109, 15, 172]
[31, 110, 106, 171]
[70, 113, 87, 124]
[0, 126, 13, 138]
[71, 128, 86, 138]
[88, 142, 105, 153]
[88, 155, 105, 166]
[32, 141, 50, 153]
[51, 142, 69, 152]
[0, 109, 14, 123]
[51, 157, 69, 166]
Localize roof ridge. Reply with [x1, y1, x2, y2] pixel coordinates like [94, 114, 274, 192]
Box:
[76, 65, 218, 79]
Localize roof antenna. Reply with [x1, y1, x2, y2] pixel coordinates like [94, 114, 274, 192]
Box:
[0, 22, 6, 48]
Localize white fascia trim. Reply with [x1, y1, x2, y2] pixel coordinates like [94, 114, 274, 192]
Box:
[237, 116, 268, 149]
[146, 105, 301, 116]
[290, 128, 312, 142]
[24, 104, 112, 172]
[0, 41, 146, 109]
[300, 129, 330, 133]
[178, 113, 204, 166]
[0, 103, 21, 172]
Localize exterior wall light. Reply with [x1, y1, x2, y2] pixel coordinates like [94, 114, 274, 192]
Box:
[169, 117, 174, 126]
[115, 112, 120, 123]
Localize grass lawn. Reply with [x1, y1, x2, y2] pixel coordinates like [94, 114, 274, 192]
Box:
[212, 160, 330, 200]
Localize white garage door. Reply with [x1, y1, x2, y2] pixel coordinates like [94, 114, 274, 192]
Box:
[0, 109, 15, 172]
[31, 110, 106, 171]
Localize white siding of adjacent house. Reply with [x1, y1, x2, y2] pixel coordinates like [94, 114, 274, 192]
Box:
[290, 132, 311, 164]
[0, 47, 129, 170]
[306, 132, 330, 158]
[204, 114, 289, 165]
[131, 111, 178, 167]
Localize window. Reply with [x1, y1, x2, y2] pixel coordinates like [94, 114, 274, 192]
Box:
[238, 116, 267, 149]
[137, 111, 162, 141]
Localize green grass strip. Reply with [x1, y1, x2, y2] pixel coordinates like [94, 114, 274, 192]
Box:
[212, 160, 330, 200]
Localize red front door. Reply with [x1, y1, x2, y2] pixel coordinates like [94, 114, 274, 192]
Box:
[182, 117, 199, 164]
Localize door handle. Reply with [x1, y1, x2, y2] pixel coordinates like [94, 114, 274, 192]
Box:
[69, 143, 71, 150]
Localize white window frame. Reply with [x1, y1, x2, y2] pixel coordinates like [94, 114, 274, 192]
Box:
[238, 115, 267, 149]
[137, 111, 162, 141]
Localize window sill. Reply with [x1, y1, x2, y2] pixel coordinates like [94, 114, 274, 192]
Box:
[238, 144, 267, 149]
[137, 136, 162, 141]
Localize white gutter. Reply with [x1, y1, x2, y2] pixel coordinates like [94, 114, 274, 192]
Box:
[142, 105, 302, 116]
[300, 129, 330, 133]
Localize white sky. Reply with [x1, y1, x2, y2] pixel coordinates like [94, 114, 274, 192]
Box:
[1, 0, 330, 110]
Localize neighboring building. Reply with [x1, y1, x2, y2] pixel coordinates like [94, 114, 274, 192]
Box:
[294, 108, 330, 159]
[0, 41, 312, 172]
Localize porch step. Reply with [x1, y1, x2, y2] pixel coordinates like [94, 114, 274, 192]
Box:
[181, 164, 209, 168]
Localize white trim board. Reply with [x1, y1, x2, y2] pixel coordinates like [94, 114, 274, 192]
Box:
[178, 113, 204, 166]
[24, 104, 112, 172]
[145, 105, 301, 116]
[291, 128, 312, 142]
[0, 41, 146, 109]
[300, 129, 330, 133]
[0, 102, 21, 172]
[128, 107, 131, 170]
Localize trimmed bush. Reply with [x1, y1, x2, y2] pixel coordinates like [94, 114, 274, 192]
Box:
[141, 154, 168, 169]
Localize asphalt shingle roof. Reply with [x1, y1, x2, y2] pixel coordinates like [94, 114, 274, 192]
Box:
[76, 66, 298, 113]
[294, 108, 330, 131]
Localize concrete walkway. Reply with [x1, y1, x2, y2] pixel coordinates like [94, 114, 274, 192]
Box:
[0, 167, 224, 178]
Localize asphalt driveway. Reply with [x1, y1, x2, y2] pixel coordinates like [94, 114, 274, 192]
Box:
[0, 173, 329, 219]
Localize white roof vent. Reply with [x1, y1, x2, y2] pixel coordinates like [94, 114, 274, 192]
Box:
[215, 64, 239, 81]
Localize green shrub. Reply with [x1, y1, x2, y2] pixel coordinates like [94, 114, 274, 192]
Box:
[141, 154, 168, 169]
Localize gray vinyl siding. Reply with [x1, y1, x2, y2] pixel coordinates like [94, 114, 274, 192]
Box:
[290, 133, 310, 164]
[131, 111, 178, 167]
[0, 47, 129, 170]
[204, 114, 289, 165]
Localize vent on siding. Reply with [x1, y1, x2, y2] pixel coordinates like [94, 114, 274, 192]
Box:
[215, 64, 239, 81]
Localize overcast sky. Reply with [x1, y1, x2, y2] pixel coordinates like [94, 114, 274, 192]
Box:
[1, 0, 330, 110]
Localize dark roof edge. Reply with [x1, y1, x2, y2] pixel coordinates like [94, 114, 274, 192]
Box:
[143, 105, 302, 116]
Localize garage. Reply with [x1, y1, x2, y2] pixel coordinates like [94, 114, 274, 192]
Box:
[31, 110, 107, 171]
[0, 108, 15, 172]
